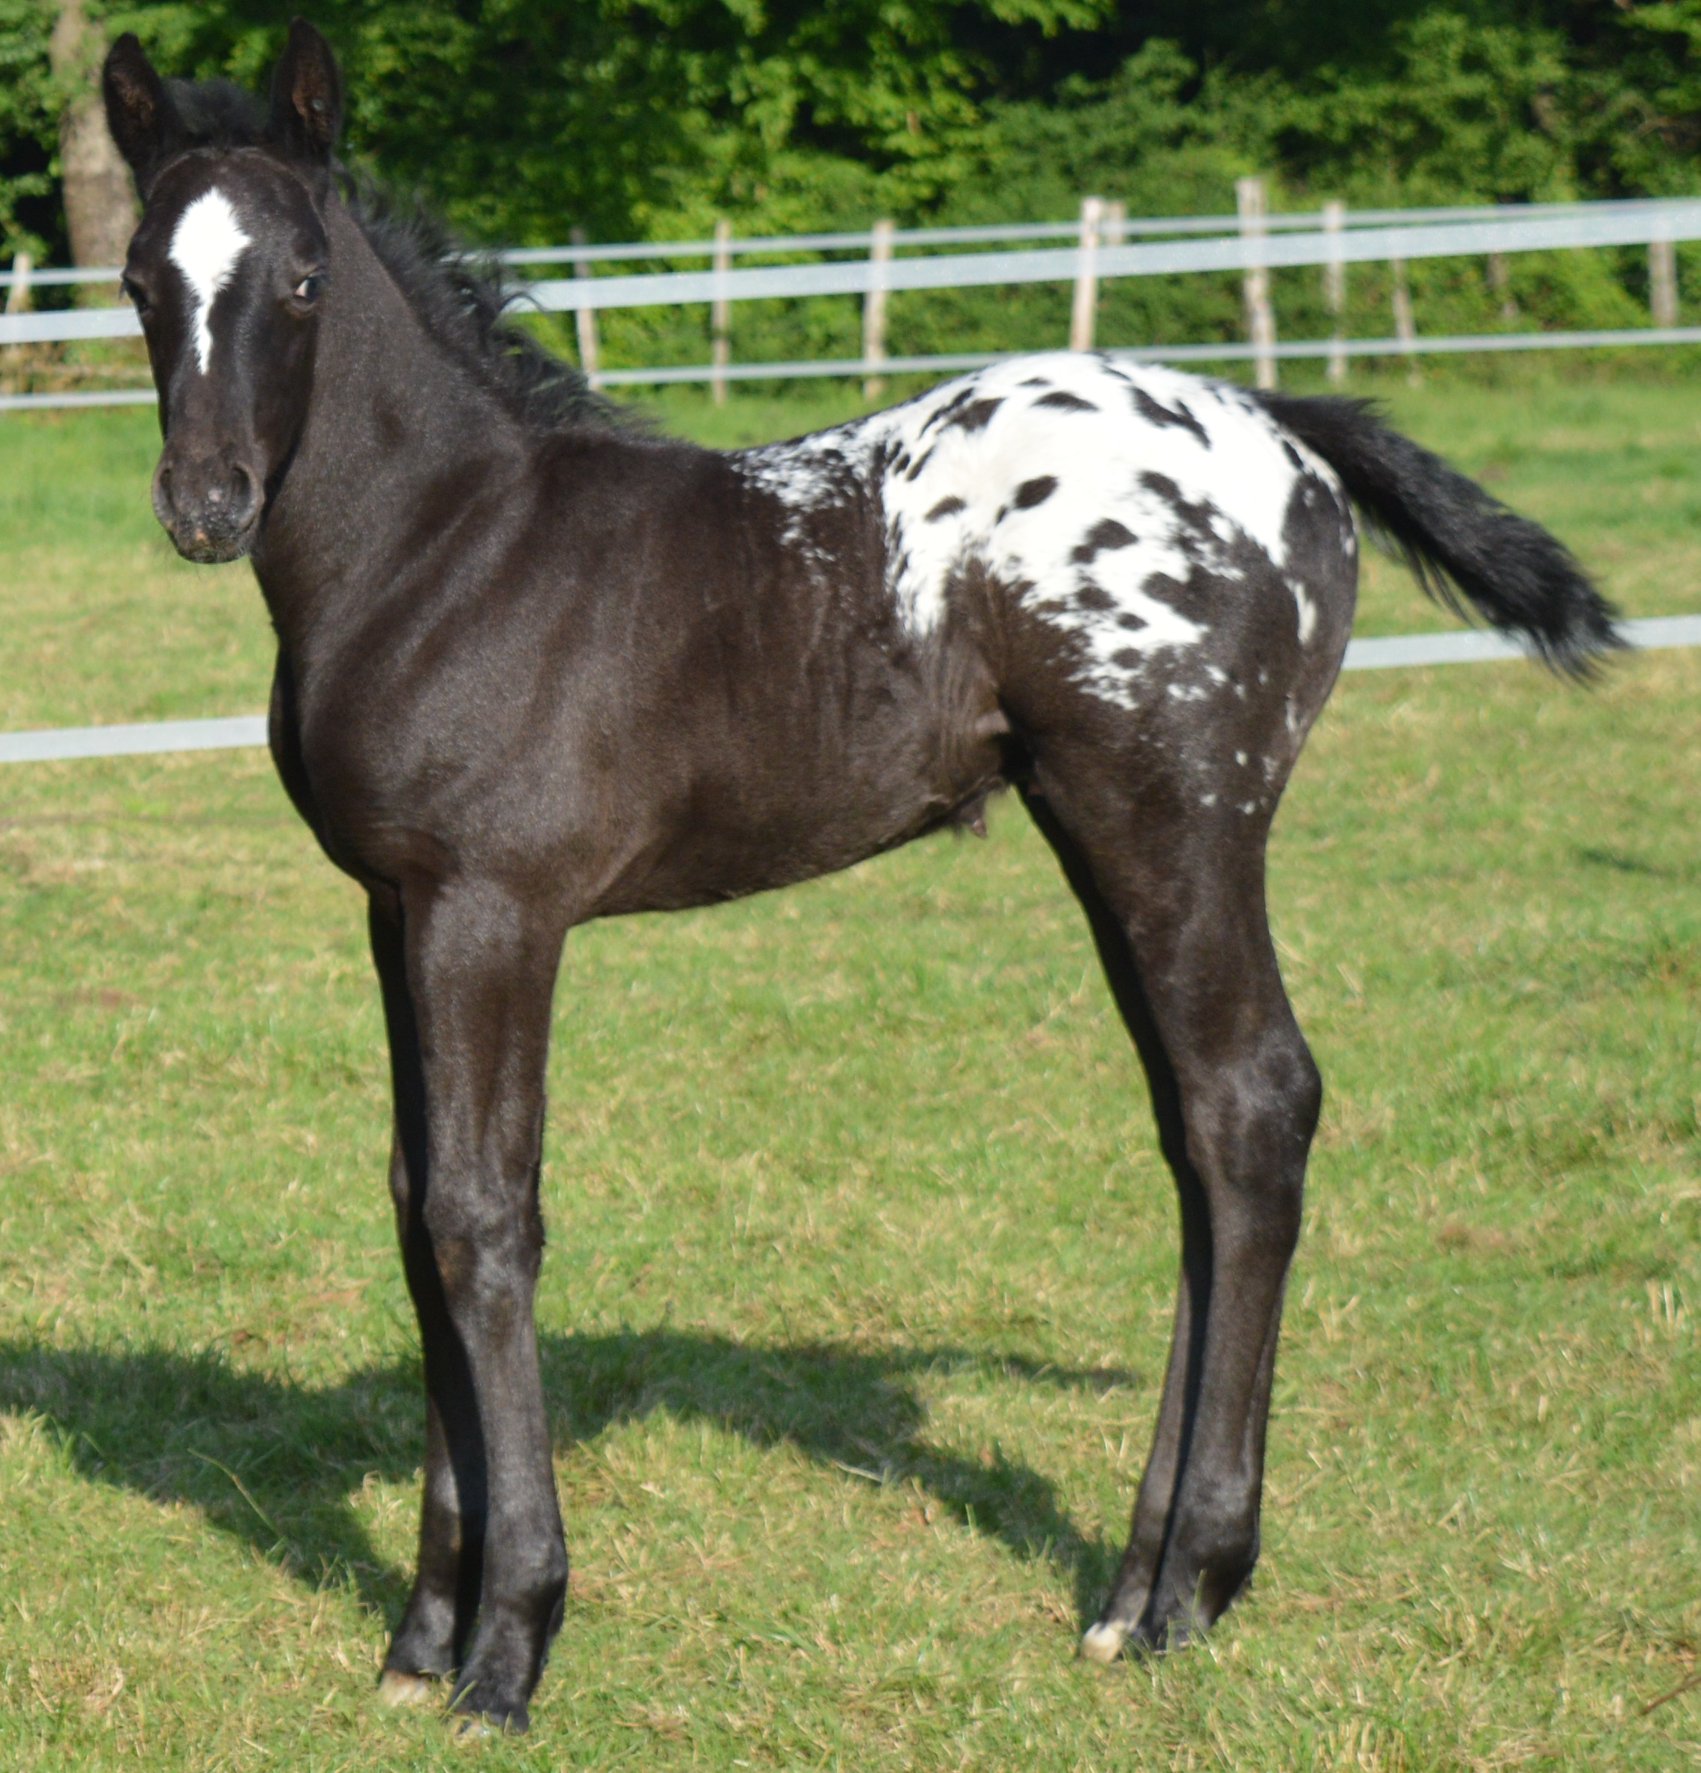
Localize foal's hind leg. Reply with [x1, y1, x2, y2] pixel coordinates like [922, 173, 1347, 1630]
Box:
[1023, 756, 1321, 1659]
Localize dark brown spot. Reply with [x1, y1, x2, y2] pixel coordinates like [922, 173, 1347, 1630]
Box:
[946, 397, 1003, 434]
[1070, 517, 1136, 564]
[1141, 470, 1181, 502]
[927, 495, 968, 522]
[1013, 476, 1057, 509]
[1132, 387, 1209, 448]
[1036, 390, 1097, 413]
[1117, 612, 1147, 631]
[1075, 582, 1116, 611]
[920, 385, 977, 435]
[1112, 647, 1144, 668]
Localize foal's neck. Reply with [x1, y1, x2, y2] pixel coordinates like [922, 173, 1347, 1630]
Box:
[252, 197, 529, 652]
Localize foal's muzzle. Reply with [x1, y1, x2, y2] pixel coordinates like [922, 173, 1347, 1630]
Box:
[153, 452, 263, 563]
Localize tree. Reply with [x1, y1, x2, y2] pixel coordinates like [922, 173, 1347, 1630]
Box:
[49, 0, 133, 285]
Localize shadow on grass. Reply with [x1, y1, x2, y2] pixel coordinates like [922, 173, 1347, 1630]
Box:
[1573, 844, 1686, 880]
[0, 1329, 1133, 1630]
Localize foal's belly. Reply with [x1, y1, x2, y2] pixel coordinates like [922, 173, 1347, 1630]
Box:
[586, 659, 1011, 916]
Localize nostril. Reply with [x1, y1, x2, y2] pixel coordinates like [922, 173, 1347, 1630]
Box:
[229, 463, 260, 521]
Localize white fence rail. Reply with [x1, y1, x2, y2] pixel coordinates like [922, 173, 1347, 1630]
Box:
[5, 617, 1698, 766]
[9, 196, 1701, 285]
[6, 196, 1701, 407]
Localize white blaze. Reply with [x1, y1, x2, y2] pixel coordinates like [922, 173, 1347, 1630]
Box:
[169, 189, 251, 375]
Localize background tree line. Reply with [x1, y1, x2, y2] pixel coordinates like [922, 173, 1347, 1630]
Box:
[4, 2, 1701, 368]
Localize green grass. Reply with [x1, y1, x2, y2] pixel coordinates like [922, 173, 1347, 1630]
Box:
[0, 375, 1697, 1769]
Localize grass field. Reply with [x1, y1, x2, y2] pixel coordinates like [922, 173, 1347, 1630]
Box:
[0, 373, 1696, 1769]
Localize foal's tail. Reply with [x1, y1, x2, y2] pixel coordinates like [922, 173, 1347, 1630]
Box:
[1254, 392, 1624, 677]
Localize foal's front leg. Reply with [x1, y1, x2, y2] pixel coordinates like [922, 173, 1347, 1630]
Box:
[370, 883, 570, 1733]
[369, 904, 480, 1699]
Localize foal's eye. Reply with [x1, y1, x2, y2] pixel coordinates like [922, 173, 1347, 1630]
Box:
[120, 275, 151, 316]
[291, 271, 327, 307]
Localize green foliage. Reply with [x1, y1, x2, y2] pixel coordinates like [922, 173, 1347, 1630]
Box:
[3, 3, 1701, 364]
[1266, 10, 1577, 204]
[0, 0, 58, 256]
[1590, 0, 1701, 192]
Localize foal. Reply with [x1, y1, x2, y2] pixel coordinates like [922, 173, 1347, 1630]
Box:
[103, 22, 1620, 1732]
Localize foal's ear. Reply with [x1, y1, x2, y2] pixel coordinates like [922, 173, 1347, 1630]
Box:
[268, 18, 343, 164]
[103, 34, 184, 194]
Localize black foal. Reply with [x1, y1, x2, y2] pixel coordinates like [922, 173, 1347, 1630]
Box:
[102, 21, 1620, 1732]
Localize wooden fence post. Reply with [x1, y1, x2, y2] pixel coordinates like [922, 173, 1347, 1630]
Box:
[1322, 200, 1346, 384]
[1070, 195, 1103, 352]
[3, 251, 32, 316]
[862, 218, 894, 400]
[1487, 251, 1516, 322]
[1391, 255, 1419, 384]
[1650, 234, 1678, 327]
[2, 253, 34, 396]
[711, 217, 733, 407]
[1236, 176, 1276, 390]
[569, 227, 600, 386]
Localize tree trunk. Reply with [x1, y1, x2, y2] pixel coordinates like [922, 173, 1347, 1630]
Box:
[50, 0, 136, 298]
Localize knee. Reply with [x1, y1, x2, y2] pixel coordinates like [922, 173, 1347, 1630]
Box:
[1182, 1026, 1321, 1232]
[1271, 1032, 1323, 1152]
[422, 1187, 545, 1306]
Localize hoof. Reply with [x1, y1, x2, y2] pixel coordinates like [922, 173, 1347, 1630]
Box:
[1079, 1619, 1130, 1665]
[378, 1669, 441, 1708]
[448, 1678, 530, 1737]
[449, 1706, 527, 1740]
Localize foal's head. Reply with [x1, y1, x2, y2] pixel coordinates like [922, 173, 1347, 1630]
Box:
[103, 21, 344, 563]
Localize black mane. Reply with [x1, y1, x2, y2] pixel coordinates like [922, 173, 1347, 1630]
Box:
[160, 78, 624, 437]
[341, 178, 630, 436]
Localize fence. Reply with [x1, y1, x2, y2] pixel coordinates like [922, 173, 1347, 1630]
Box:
[5, 615, 1699, 766]
[6, 192, 1701, 409]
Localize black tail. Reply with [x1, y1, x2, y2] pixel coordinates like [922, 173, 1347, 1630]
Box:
[1254, 392, 1624, 677]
